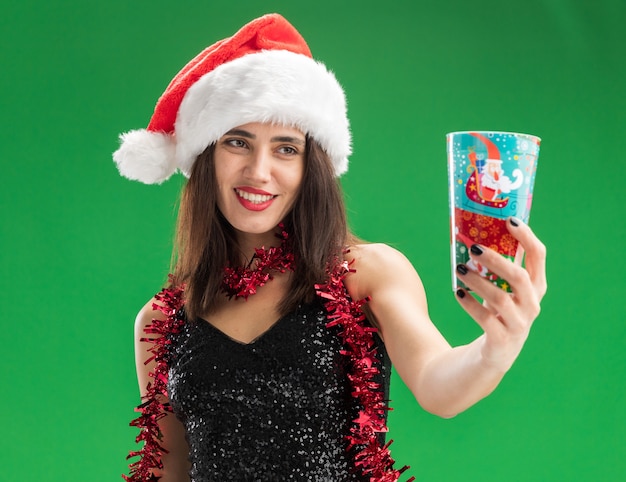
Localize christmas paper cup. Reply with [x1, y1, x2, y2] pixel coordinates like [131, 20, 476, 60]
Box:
[447, 131, 540, 292]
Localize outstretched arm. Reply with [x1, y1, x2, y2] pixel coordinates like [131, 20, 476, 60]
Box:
[345, 218, 547, 418]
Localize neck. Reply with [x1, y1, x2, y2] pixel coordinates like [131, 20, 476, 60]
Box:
[221, 223, 294, 301]
[234, 228, 284, 265]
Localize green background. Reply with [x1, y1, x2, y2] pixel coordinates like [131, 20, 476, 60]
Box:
[1, 0, 624, 480]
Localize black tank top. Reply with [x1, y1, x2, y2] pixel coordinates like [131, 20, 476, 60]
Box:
[166, 298, 391, 481]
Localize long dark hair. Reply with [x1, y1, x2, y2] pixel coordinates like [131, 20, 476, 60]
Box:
[172, 137, 351, 321]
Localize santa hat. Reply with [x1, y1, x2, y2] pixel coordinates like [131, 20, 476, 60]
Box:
[469, 132, 502, 165]
[113, 13, 351, 184]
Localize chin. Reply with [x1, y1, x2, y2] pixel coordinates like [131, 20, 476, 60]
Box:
[231, 219, 284, 237]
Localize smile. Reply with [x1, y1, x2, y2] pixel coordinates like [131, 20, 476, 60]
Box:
[235, 188, 276, 204]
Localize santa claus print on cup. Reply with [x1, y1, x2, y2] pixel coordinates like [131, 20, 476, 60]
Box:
[447, 131, 541, 292]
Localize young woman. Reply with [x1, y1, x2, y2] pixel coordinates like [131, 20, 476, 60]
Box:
[114, 14, 547, 482]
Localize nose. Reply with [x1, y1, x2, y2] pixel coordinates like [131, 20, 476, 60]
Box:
[243, 147, 272, 183]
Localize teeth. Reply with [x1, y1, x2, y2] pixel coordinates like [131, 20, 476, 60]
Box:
[236, 189, 274, 204]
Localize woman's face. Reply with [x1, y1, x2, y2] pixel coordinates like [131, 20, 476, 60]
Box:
[214, 122, 305, 242]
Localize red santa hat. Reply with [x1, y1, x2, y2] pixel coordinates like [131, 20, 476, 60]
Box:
[113, 13, 351, 184]
[469, 132, 502, 164]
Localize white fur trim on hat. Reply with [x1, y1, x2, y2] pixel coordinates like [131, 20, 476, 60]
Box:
[175, 49, 351, 177]
[113, 130, 177, 184]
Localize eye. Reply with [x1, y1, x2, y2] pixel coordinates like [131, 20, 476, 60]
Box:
[277, 145, 299, 156]
[225, 138, 248, 149]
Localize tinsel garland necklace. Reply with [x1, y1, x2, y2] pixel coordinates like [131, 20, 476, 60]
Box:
[221, 223, 295, 300]
[123, 227, 413, 482]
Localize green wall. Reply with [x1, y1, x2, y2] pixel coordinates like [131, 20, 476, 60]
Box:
[1, 0, 624, 480]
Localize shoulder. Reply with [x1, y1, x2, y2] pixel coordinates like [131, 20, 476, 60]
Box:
[343, 243, 424, 301]
[346, 242, 411, 266]
[134, 296, 168, 340]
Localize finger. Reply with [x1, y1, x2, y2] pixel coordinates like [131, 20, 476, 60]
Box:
[456, 262, 519, 322]
[507, 217, 547, 299]
[454, 287, 502, 335]
[457, 265, 537, 340]
[465, 243, 537, 309]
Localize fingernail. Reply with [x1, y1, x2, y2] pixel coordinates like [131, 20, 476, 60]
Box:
[509, 217, 520, 227]
[456, 264, 468, 275]
[470, 244, 483, 256]
[456, 288, 466, 299]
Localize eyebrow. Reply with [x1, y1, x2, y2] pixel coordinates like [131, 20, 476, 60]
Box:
[271, 136, 305, 145]
[224, 129, 305, 145]
[225, 129, 255, 138]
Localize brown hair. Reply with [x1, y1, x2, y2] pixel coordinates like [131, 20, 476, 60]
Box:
[172, 137, 351, 321]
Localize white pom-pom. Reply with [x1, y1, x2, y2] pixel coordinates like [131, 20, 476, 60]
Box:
[113, 129, 177, 184]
